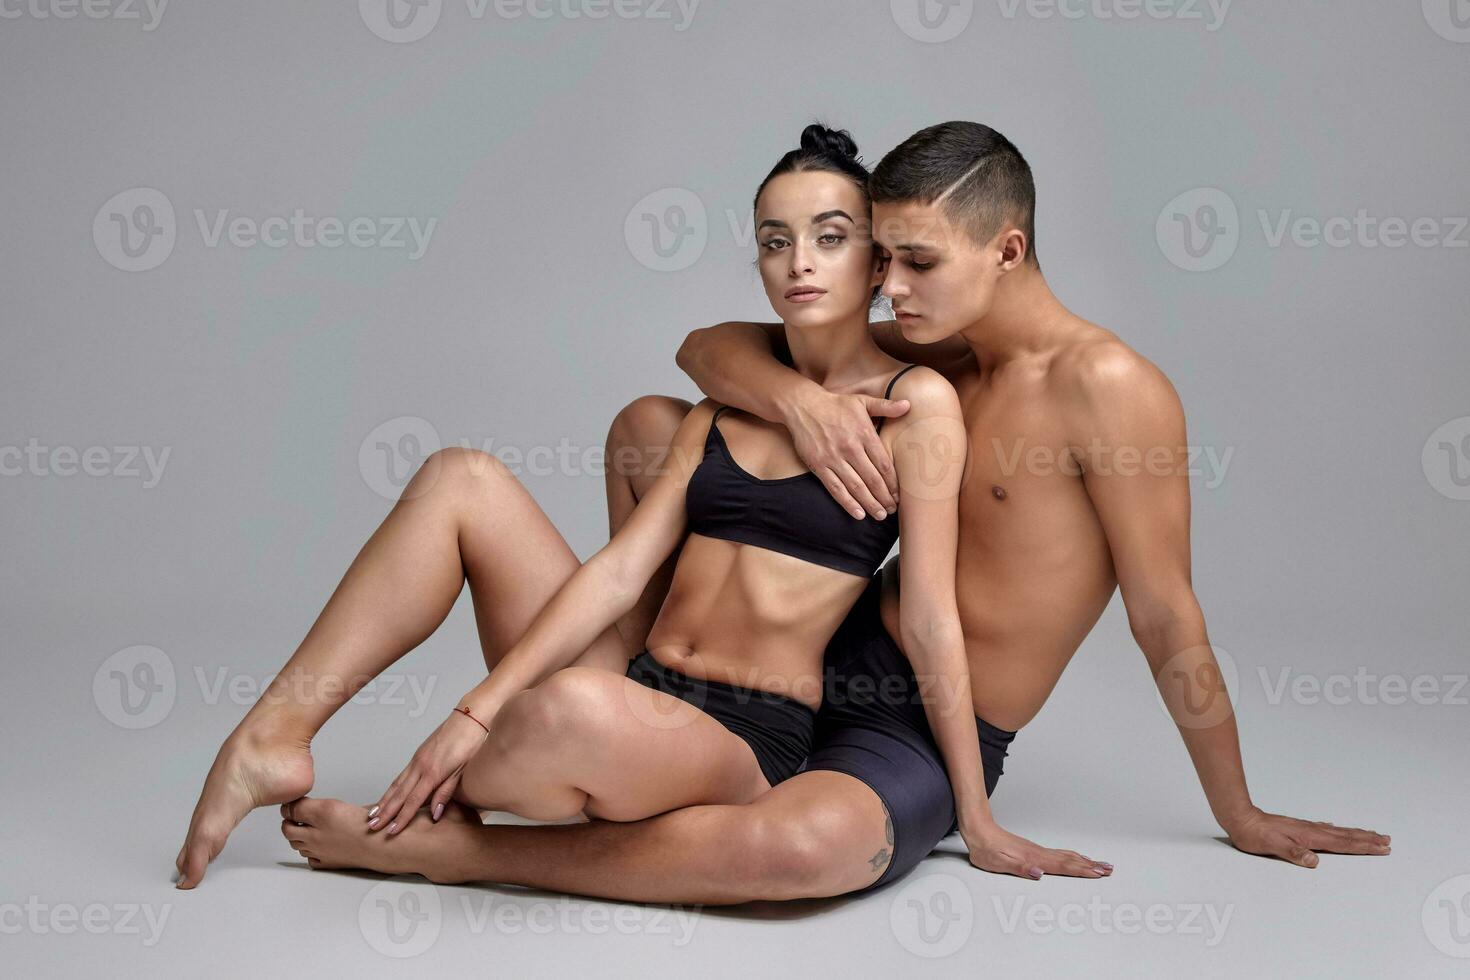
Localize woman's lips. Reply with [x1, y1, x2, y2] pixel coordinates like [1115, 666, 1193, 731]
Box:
[785, 286, 827, 303]
[894, 308, 920, 319]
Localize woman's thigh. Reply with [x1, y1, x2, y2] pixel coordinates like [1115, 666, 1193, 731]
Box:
[460, 666, 773, 822]
[428, 447, 624, 673]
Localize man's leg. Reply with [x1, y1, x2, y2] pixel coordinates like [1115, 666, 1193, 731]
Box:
[600, 395, 694, 661]
[285, 769, 893, 904]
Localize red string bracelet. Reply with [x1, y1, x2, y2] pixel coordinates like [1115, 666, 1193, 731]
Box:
[453, 705, 490, 734]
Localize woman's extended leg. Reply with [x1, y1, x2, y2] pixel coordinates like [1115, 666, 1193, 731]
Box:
[176, 395, 694, 888]
[454, 666, 772, 822]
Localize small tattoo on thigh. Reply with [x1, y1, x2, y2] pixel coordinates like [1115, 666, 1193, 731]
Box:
[867, 848, 891, 872]
[885, 815, 894, 847]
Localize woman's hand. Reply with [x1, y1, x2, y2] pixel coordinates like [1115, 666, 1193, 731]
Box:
[366, 710, 489, 835]
[964, 821, 1113, 879]
[784, 387, 909, 520]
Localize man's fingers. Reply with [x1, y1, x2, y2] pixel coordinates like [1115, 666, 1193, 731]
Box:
[833, 460, 886, 519]
[855, 427, 900, 505]
[865, 396, 911, 420]
[818, 467, 867, 520]
[176, 831, 222, 889]
[1281, 842, 1320, 868]
[1300, 826, 1391, 855]
[847, 447, 897, 514]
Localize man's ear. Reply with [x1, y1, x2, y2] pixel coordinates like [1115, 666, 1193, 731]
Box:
[870, 249, 890, 289]
[997, 228, 1029, 272]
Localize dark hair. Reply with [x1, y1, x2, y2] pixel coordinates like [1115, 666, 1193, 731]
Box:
[869, 121, 1039, 266]
[752, 123, 871, 215]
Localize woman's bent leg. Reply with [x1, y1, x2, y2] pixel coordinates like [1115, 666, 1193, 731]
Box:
[178, 446, 617, 885]
[456, 666, 771, 822]
[180, 396, 693, 888]
[283, 769, 894, 904]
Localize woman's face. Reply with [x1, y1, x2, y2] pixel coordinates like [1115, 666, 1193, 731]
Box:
[754, 170, 882, 328]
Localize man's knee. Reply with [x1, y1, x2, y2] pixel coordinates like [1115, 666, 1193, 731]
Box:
[606, 395, 693, 492]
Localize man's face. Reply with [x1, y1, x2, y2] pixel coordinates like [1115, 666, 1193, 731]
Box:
[872, 199, 1000, 343]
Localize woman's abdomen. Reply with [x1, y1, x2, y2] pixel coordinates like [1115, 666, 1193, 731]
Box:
[643, 533, 866, 709]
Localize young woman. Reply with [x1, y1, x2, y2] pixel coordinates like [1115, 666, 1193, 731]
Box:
[339, 123, 991, 838]
[176, 125, 990, 887]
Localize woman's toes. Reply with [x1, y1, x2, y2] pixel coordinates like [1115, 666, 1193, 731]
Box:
[285, 796, 336, 826]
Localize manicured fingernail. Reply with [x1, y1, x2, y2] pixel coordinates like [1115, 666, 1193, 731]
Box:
[1093, 867, 1109, 875]
[386, 821, 397, 834]
[367, 805, 379, 818]
[367, 818, 379, 828]
[1100, 863, 1113, 869]
[433, 803, 444, 821]
[1029, 867, 1043, 879]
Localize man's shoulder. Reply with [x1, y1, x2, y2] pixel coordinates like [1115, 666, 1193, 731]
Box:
[1051, 324, 1175, 407]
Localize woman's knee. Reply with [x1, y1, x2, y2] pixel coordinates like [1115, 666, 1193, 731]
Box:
[494, 667, 617, 757]
[404, 446, 512, 504]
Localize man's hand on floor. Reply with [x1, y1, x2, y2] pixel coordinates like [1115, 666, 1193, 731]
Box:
[1222, 807, 1391, 867]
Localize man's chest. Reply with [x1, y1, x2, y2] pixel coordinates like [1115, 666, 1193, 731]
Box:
[953, 370, 1098, 539]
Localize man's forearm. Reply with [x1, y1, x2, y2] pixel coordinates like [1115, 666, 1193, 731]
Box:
[675, 322, 819, 425]
[1143, 614, 1258, 830]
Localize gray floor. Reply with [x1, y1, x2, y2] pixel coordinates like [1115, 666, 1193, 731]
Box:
[5, 602, 1464, 978]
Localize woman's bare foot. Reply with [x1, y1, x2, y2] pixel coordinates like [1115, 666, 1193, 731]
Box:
[280, 796, 484, 885]
[175, 720, 315, 889]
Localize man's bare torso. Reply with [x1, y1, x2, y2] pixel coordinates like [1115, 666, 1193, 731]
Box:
[878, 327, 1129, 731]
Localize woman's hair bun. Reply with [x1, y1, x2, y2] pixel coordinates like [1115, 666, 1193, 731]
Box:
[799, 123, 861, 164]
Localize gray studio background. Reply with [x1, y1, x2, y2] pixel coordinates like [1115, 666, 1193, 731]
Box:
[2, 1, 1467, 977]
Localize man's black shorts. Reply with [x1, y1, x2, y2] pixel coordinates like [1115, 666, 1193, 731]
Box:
[800, 569, 1018, 889]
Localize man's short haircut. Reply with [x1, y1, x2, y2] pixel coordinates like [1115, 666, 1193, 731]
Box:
[869, 121, 1039, 266]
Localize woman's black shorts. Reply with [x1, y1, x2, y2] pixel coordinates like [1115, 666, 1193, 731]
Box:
[624, 649, 816, 787]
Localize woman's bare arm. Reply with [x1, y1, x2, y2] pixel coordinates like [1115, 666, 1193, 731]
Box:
[887, 368, 1112, 880]
[884, 368, 991, 834]
[458, 400, 719, 724]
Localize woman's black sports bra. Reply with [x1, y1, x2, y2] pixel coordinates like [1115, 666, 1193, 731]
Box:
[685, 364, 919, 578]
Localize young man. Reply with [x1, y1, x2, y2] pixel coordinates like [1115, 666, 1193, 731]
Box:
[193, 121, 1393, 901]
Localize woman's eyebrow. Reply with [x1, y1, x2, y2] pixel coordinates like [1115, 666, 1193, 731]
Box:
[756, 209, 854, 232]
